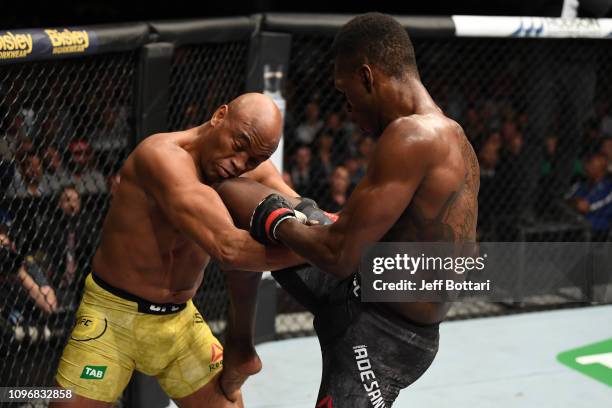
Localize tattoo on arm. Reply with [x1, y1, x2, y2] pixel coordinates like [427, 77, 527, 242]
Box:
[411, 185, 463, 242]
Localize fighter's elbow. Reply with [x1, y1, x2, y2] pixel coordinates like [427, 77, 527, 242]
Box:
[213, 240, 240, 270]
[212, 230, 249, 270]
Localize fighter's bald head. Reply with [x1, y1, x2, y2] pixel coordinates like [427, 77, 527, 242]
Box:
[226, 93, 282, 156]
[203, 93, 282, 181]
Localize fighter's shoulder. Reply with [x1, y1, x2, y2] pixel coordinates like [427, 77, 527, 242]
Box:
[380, 114, 454, 156]
[129, 133, 197, 187]
[134, 133, 191, 168]
[384, 113, 458, 140]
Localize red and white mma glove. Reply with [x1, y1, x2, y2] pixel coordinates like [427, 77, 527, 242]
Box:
[249, 194, 297, 245]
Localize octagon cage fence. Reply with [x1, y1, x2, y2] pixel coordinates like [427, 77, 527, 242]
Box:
[1, 13, 611, 407]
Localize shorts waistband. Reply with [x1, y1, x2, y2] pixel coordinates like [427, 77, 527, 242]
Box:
[91, 273, 187, 315]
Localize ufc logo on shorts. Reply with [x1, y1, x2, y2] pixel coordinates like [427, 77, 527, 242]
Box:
[353, 345, 386, 408]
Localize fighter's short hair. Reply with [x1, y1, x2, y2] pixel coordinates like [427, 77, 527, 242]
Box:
[331, 12, 418, 79]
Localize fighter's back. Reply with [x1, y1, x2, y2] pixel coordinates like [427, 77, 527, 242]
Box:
[383, 112, 479, 243]
[377, 111, 479, 323]
[93, 131, 209, 304]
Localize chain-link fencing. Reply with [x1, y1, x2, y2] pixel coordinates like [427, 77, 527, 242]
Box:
[1, 15, 611, 404]
[0, 51, 137, 405]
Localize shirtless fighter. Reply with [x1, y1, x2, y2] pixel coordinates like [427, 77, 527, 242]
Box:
[50, 93, 305, 408]
[219, 13, 480, 406]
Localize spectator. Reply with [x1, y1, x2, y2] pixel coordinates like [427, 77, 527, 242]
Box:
[38, 111, 73, 146]
[500, 120, 522, 147]
[0, 224, 57, 318]
[0, 109, 29, 156]
[7, 153, 50, 198]
[349, 136, 375, 184]
[88, 106, 130, 152]
[14, 136, 35, 165]
[312, 131, 336, 180]
[537, 135, 560, 215]
[290, 145, 318, 198]
[600, 138, 612, 175]
[487, 131, 502, 151]
[496, 129, 527, 218]
[67, 140, 107, 195]
[479, 100, 501, 136]
[595, 99, 612, 138]
[583, 117, 604, 157]
[319, 166, 351, 213]
[543, 135, 559, 175]
[41, 144, 70, 192]
[346, 128, 362, 159]
[322, 112, 352, 163]
[464, 108, 486, 142]
[44, 186, 100, 294]
[477, 137, 501, 236]
[566, 152, 612, 241]
[295, 102, 323, 145]
[357, 136, 375, 168]
[343, 155, 361, 192]
[0, 110, 16, 160]
[5, 150, 52, 257]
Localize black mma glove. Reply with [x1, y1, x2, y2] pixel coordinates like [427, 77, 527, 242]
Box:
[295, 197, 335, 225]
[249, 194, 297, 245]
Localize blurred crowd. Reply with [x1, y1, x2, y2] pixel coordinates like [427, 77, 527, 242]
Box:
[280, 94, 612, 242]
[0, 85, 127, 334]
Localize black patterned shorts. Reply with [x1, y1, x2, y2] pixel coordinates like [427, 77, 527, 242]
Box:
[272, 266, 439, 407]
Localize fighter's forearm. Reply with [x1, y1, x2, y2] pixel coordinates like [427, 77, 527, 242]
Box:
[217, 229, 305, 272]
[275, 219, 349, 277]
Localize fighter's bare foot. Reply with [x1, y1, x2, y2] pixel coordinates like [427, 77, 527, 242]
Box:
[220, 338, 262, 402]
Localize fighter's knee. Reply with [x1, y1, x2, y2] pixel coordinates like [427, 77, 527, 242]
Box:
[217, 178, 298, 229]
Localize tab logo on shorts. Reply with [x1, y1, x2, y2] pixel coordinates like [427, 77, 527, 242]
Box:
[209, 343, 224, 372]
[80, 365, 107, 380]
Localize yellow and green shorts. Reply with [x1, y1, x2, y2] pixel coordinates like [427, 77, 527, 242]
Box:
[56, 273, 223, 403]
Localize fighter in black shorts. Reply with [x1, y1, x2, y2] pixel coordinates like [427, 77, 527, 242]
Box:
[220, 12, 479, 407]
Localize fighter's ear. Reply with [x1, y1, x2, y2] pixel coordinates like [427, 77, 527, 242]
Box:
[210, 104, 228, 127]
[360, 64, 373, 93]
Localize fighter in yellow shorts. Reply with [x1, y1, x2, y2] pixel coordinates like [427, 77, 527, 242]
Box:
[57, 274, 225, 402]
[51, 93, 304, 408]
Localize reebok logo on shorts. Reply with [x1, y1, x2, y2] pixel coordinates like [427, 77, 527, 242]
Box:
[353, 345, 386, 408]
[209, 343, 223, 372]
[80, 365, 107, 380]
